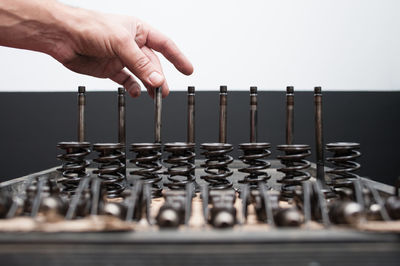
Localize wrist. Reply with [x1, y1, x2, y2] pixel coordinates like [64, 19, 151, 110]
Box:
[47, 2, 101, 60]
[44, 1, 80, 58]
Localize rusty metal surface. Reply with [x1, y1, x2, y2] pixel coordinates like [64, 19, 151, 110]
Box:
[77, 86, 85, 142]
[154, 86, 162, 144]
[314, 87, 331, 193]
[249, 86, 257, 143]
[118, 87, 126, 144]
[285, 86, 294, 145]
[219, 86, 227, 144]
[187, 86, 195, 143]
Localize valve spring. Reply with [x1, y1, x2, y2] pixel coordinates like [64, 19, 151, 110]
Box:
[201, 143, 234, 190]
[164, 142, 196, 190]
[277, 144, 311, 199]
[238, 143, 271, 190]
[326, 142, 361, 188]
[130, 143, 163, 198]
[93, 143, 126, 198]
[57, 142, 91, 194]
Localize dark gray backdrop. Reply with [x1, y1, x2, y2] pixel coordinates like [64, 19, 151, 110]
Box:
[0, 90, 398, 185]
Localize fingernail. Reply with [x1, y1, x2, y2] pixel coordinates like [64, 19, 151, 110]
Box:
[148, 72, 164, 87]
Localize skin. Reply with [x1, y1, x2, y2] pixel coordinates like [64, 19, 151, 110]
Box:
[0, 0, 194, 98]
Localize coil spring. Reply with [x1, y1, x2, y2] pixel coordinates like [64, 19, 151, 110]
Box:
[164, 142, 196, 190]
[238, 143, 271, 190]
[57, 142, 91, 194]
[201, 143, 234, 190]
[326, 142, 361, 188]
[93, 143, 126, 198]
[130, 143, 163, 198]
[277, 144, 311, 199]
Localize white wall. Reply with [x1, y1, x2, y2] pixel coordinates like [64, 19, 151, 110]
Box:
[0, 0, 399, 92]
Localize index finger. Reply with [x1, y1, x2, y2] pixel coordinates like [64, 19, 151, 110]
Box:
[146, 26, 194, 76]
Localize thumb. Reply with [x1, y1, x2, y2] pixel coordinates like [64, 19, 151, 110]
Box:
[115, 36, 164, 88]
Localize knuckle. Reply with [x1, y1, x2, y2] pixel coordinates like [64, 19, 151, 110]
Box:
[133, 56, 151, 73]
[134, 22, 148, 47]
[114, 32, 131, 47]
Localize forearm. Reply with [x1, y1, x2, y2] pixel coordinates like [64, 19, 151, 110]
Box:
[0, 0, 192, 97]
[0, 0, 73, 56]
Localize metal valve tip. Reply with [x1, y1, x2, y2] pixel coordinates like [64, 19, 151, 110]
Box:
[118, 87, 125, 94]
[250, 86, 257, 94]
[78, 86, 86, 93]
[314, 86, 322, 94]
[188, 86, 195, 93]
[213, 211, 234, 228]
[41, 197, 60, 212]
[343, 202, 363, 224]
[102, 202, 124, 218]
[286, 86, 294, 94]
[220, 85, 227, 93]
[159, 209, 179, 228]
[276, 208, 303, 227]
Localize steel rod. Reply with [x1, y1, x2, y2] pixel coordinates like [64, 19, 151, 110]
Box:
[314, 87, 330, 190]
[154, 86, 162, 143]
[286, 86, 294, 145]
[78, 86, 86, 142]
[250, 86, 257, 143]
[219, 85, 227, 143]
[187, 86, 195, 143]
[118, 87, 126, 144]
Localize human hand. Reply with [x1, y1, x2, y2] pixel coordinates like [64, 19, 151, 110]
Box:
[52, 5, 193, 98]
[0, 0, 193, 98]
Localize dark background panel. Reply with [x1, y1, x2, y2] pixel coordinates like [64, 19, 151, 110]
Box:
[0, 91, 399, 185]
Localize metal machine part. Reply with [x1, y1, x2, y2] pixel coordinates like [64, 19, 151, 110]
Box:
[385, 177, 400, 219]
[219, 85, 228, 144]
[328, 200, 363, 225]
[249, 86, 258, 143]
[164, 142, 196, 190]
[207, 189, 237, 228]
[238, 87, 271, 190]
[118, 87, 127, 178]
[187, 86, 195, 144]
[154, 86, 162, 144]
[326, 142, 361, 188]
[77, 86, 86, 142]
[161, 88, 197, 191]
[57, 86, 91, 195]
[128, 87, 163, 198]
[314, 87, 333, 195]
[38, 177, 68, 219]
[277, 144, 311, 199]
[201, 143, 234, 190]
[278, 87, 312, 199]
[0, 192, 13, 218]
[65, 177, 100, 219]
[251, 187, 303, 227]
[93, 143, 126, 198]
[200, 87, 234, 190]
[187, 86, 196, 183]
[156, 189, 193, 228]
[238, 143, 271, 189]
[285, 86, 294, 145]
[385, 197, 400, 220]
[130, 143, 163, 198]
[118, 87, 126, 145]
[56, 142, 91, 194]
[298, 181, 331, 227]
